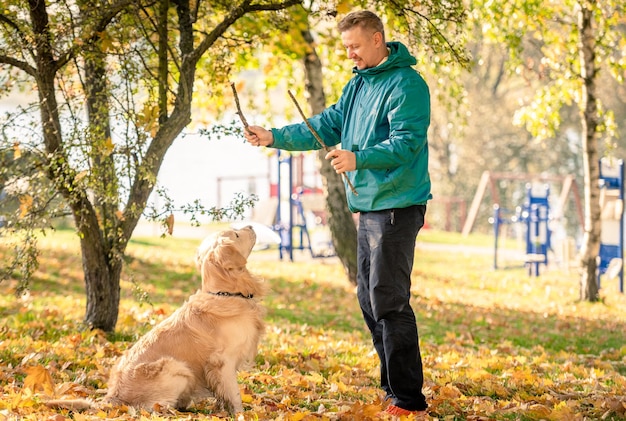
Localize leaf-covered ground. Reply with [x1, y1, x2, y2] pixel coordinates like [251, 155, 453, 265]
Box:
[1, 229, 625, 420]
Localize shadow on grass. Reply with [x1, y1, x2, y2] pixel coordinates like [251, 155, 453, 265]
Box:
[259, 268, 625, 359]
[2, 236, 624, 362]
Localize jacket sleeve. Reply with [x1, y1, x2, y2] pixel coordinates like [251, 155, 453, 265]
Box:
[271, 99, 344, 152]
[355, 75, 430, 170]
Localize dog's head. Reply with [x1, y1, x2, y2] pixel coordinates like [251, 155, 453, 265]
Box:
[196, 226, 264, 296]
[196, 226, 257, 270]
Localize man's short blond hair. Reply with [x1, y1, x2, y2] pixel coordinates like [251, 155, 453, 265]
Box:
[338, 10, 385, 40]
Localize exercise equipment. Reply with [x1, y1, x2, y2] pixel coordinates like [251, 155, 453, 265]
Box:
[491, 182, 551, 276]
[274, 151, 334, 261]
[523, 183, 551, 276]
[598, 158, 624, 292]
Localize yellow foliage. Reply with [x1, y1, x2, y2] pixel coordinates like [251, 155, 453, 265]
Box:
[165, 213, 174, 236]
[98, 31, 115, 52]
[19, 194, 33, 219]
[549, 400, 577, 421]
[438, 384, 462, 400]
[23, 366, 55, 397]
[1, 230, 626, 419]
[287, 411, 310, 421]
[75, 171, 88, 183]
[241, 392, 254, 404]
[102, 137, 115, 157]
[336, 0, 352, 16]
[138, 103, 159, 137]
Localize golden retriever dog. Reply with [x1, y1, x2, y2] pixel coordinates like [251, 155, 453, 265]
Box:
[104, 225, 266, 414]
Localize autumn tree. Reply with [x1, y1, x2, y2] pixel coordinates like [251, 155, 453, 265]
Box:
[473, 0, 626, 301]
[0, 0, 302, 332]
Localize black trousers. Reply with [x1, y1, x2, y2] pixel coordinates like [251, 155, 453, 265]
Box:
[356, 204, 427, 411]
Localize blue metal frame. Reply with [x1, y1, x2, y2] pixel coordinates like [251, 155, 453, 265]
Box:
[523, 183, 551, 277]
[274, 151, 334, 261]
[275, 151, 295, 261]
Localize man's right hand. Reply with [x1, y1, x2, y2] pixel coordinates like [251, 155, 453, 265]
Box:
[244, 126, 274, 147]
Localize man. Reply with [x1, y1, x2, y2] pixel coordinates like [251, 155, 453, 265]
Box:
[244, 10, 431, 417]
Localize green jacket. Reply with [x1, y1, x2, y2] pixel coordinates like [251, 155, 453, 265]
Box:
[271, 41, 432, 213]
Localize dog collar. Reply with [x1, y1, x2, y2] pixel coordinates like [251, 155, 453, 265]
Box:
[207, 291, 254, 299]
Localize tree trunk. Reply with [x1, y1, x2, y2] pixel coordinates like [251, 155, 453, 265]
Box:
[29, 0, 123, 331]
[302, 29, 358, 285]
[81, 8, 122, 330]
[577, 3, 601, 302]
[80, 219, 122, 330]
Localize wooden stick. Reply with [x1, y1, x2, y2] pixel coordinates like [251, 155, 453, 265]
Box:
[230, 82, 250, 133]
[288, 90, 330, 150]
[287, 90, 358, 196]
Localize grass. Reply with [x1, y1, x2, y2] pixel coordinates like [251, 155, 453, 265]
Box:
[0, 226, 625, 420]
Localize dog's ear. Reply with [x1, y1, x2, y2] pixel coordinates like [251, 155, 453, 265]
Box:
[212, 238, 247, 269]
[195, 235, 217, 270]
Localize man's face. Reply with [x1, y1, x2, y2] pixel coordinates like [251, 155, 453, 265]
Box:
[341, 26, 384, 70]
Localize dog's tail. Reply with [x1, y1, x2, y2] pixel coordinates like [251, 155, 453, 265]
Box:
[46, 398, 94, 411]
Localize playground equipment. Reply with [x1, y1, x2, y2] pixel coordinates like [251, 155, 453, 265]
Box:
[523, 183, 551, 276]
[274, 151, 334, 261]
[598, 158, 624, 292]
[463, 171, 583, 236]
[491, 182, 552, 276]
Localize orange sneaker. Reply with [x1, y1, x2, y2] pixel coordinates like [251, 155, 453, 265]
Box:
[384, 404, 427, 417]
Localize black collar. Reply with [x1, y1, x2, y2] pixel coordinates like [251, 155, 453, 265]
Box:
[207, 291, 254, 299]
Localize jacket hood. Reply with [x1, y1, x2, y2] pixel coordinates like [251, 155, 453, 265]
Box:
[353, 41, 417, 76]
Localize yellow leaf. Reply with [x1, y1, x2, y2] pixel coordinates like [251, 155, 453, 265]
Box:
[95, 409, 110, 418]
[336, 0, 352, 15]
[71, 412, 89, 421]
[23, 365, 55, 396]
[288, 411, 310, 421]
[165, 213, 174, 235]
[235, 80, 246, 94]
[19, 194, 33, 219]
[102, 137, 114, 157]
[549, 401, 576, 420]
[330, 381, 348, 393]
[13, 141, 21, 159]
[527, 403, 552, 418]
[241, 393, 253, 403]
[346, 401, 381, 418]
[98, 31, 115, 52]
[139, 103, 159, 137]
[304, 372, 324, 385]
[438, 384, 462, 399]
[75, 171, 88, 183]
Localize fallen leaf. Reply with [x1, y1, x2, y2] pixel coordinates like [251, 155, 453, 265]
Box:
[23, 365, 55, 396]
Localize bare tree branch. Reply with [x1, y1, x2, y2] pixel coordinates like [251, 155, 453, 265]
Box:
[384, 0, 469, 66]
[190, 0, 303, 65]
[0, 54, 36, 76]
[0, 14, 38, 75]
